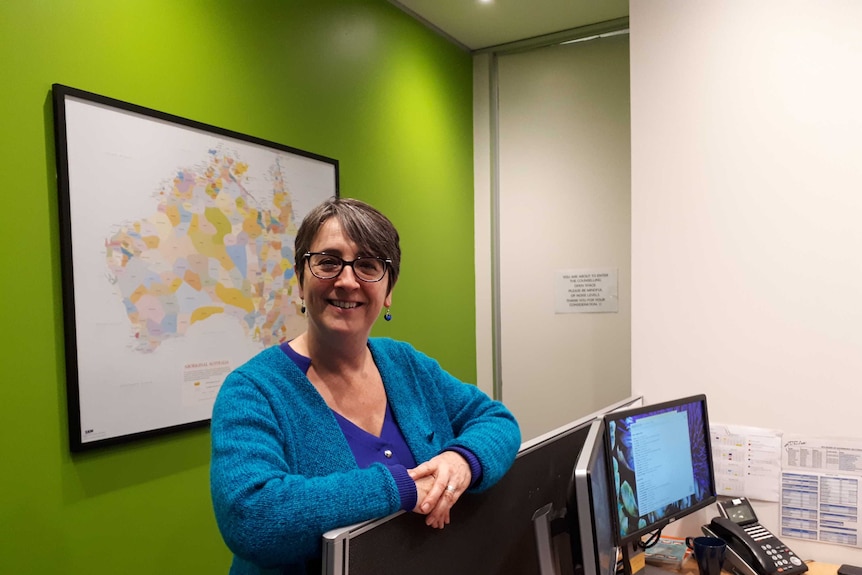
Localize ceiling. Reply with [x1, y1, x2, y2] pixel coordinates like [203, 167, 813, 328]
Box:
[388, 0, 630, 51]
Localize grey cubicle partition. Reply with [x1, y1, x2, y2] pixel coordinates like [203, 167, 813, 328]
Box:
[322, 395, 643, 575]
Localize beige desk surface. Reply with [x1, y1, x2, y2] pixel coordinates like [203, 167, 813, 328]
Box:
[676, 556, 837, 575]
[803, 563, 840, 575]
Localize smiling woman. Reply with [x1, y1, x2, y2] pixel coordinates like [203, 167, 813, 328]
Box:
[209, 197, 522, 575]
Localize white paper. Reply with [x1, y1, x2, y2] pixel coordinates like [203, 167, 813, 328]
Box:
[554, 268, 618, 313]
[710, 423, 783, 502]
[780, 435, 862, 547]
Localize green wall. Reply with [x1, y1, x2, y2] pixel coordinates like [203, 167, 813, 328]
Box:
[0, 1, 474, 572]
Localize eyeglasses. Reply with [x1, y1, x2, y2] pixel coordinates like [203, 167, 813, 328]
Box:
[304, 252, 391, 283]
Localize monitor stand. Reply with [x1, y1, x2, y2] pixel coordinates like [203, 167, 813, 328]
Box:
[533, 504, 559, 575]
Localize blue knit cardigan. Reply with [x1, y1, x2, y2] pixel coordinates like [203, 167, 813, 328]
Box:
[210, 337, 521, 574]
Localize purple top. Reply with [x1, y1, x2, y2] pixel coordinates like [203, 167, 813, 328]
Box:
[279, 341, 482, 511]
[333, 404, 417, 470]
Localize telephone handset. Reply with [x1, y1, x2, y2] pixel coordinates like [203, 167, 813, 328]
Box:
[702, 497, 807, 575]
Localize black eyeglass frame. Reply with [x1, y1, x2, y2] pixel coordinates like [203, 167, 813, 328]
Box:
[303, 251, 392, 283]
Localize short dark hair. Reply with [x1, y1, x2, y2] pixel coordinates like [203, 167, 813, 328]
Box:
[294, 197, 401, 293]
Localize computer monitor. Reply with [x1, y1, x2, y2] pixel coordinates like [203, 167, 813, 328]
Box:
[325, 395, 646, 575]
[326, 414, 596, 575]
[603, 394, 716, 549]
[567, 418, 618, 575]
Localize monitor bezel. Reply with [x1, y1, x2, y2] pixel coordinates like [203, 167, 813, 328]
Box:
[602, 393, 717, 547]
[570, 418, 619, 575]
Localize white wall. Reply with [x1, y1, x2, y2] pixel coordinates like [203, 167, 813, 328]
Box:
[631, 0, 862, 565]
[474, 35, 632, 442]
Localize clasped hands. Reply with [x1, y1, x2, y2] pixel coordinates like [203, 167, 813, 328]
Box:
[408, 450, 471, 529]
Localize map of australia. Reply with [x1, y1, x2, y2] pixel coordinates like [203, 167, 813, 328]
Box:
[105, 148, 302, 352]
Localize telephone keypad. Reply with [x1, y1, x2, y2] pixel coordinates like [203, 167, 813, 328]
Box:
[743, 525, 802, 573]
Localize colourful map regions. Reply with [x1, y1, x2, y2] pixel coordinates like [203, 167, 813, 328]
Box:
[105, 148, 303, 352]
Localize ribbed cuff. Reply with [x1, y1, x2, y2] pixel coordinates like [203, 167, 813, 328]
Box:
[389, 464, 418, 512]
[447, 446, 483, 488]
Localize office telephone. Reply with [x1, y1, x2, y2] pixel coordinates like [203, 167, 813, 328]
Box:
[702, 497, 808, 575]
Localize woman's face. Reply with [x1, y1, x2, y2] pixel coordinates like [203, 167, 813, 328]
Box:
[299, 217, 392, 341]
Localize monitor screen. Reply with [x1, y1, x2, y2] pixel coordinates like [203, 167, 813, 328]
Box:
[603, 394, 716, 546]
[569, 418, 618, 575]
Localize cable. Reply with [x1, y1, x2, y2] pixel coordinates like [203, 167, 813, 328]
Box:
[638, 527, 664, 549]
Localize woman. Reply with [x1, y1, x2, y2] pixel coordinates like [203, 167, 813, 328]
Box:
[210, 197, 521, 574]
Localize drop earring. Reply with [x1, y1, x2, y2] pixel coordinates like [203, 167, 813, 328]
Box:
[384, 307, 392, 322]
[300, 300, 306, 314]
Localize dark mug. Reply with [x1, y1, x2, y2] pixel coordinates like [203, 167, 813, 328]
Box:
[685, 536, 727, 575]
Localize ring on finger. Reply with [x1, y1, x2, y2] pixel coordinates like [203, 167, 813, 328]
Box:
[445, 484, 457, 494]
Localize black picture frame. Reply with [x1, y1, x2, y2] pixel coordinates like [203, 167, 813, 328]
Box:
[52, 84, 339, 451]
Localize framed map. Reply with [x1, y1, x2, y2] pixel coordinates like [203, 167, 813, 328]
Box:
[52, 84, 338, 451]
